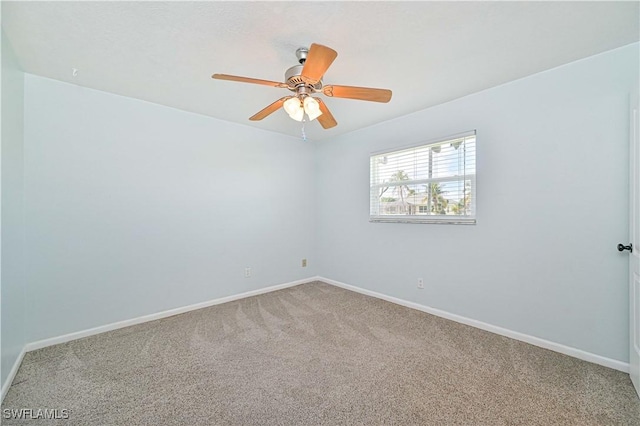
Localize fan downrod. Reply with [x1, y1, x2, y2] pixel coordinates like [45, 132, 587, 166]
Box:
[295, 47, 308, 64]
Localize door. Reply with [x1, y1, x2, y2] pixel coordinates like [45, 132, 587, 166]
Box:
[629, 90, 640, 396]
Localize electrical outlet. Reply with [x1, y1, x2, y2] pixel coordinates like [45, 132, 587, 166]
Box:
[244, 267, 251, 278]
[417, 278, 424, 289]
[302, 258, 307, 267]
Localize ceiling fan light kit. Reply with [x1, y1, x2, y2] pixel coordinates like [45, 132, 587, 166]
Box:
[212, 43, 392, 130]
[283, 96, 322, 122]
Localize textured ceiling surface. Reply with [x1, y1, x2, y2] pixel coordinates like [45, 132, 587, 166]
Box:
[2, 1, 639, 141]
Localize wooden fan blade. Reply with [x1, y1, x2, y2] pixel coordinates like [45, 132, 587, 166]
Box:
[249, 97, 291, 121]
[301, 44, 338, 85]
[316, 98, 337, 129]
[212, 74, 288, 88]
[322, 85, 392, 103]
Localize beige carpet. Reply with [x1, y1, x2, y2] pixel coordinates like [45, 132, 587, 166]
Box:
[2, 281, 639, 425]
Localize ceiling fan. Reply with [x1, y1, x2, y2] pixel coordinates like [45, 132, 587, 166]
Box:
[212, 43, 392, 129]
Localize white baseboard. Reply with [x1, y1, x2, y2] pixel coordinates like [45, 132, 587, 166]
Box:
[26, 277, 320, 352]
[319, 276, 630, 373]
[1, 347, 26, 403]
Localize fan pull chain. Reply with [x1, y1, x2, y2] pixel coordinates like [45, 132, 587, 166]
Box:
[301, 118, 307, 141]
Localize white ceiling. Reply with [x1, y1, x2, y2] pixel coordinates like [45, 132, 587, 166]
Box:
[2, 1, 638, 141]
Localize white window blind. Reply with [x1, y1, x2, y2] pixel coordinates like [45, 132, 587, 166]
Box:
[370, 132, 476, 224]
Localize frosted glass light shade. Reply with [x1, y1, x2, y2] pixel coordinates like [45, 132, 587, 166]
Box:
[304, 97, 323, 121]
[283, 97, 304, 121]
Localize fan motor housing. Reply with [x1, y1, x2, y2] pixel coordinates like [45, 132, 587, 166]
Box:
[285, 65, 322, 91]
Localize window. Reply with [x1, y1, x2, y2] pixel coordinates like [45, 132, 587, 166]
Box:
[370, 131, 476, 224]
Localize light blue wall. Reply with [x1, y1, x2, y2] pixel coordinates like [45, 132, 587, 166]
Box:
[315, 43, 639, 362]
[23, 75, 317, 342]
[9, 42, 639, 366]
[1, 30, 26, 387]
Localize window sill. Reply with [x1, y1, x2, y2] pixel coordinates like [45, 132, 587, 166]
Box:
[369, 216, 476, 225]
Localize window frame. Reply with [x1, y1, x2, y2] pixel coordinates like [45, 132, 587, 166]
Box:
[369, 130, 477, 225]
